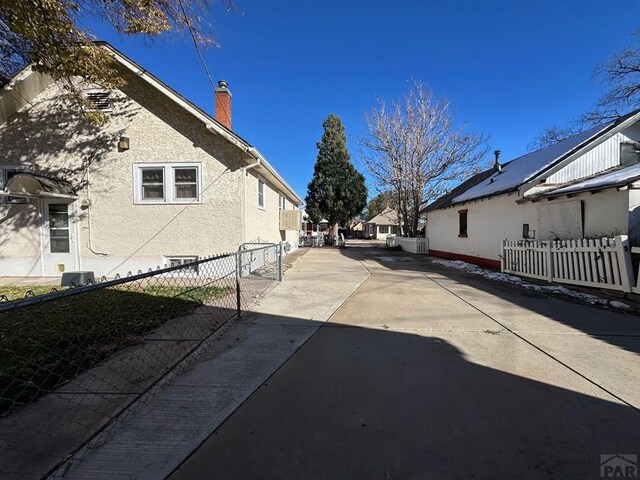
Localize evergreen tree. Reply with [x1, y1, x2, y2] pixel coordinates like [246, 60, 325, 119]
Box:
[305, 114, 367, 242]
[366, 190, 396, 220]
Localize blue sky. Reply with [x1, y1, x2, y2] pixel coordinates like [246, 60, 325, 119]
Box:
[84, 0, 640, 200]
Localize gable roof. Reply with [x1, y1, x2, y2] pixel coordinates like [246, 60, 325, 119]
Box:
[0, 41, 303, 205]
[97, 42, 303, 205]
[424, 110, 640, 211]
[367, 207, 400, 225]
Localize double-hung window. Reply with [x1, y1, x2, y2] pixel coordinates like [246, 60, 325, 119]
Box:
[258, 178, 265, 209]
[141, 168, 165, 200]
[134, 163, 202, 204]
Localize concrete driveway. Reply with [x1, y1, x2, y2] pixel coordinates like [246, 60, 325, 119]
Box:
[171, 241, 640, 480]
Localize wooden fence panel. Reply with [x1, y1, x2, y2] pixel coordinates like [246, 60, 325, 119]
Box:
[502, 236, 634, 293]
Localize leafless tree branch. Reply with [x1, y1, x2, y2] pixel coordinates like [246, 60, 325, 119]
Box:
[359, 80, 488, 237]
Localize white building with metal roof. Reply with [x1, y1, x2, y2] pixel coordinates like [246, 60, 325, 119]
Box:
[423, 110, 640, 268]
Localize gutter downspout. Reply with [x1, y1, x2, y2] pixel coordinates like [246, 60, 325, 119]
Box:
[242, 147, 261, 243]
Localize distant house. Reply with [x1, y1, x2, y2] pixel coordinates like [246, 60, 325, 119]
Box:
[301, 211, 328, 236]
[0, 42, 303, 277]
[363, 208, 402, 240]
[350, 220, 364, 239]
[423, 110, 640, 269]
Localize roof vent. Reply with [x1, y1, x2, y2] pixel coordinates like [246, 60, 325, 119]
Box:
[494, 150, 502, 173]
[82, 88, 112, 112]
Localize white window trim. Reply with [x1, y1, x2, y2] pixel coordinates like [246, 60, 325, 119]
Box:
[133, 163, 203, 205]
[258, 177, 266, 210]
[279, 194, 286, 210]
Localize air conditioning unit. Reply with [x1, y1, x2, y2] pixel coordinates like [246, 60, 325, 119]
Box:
[279, 210, 302, 231]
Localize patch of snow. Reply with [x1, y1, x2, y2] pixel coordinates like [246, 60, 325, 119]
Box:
[545, 162, 640, 196]
[431, 259, 633, 311]
[452, 124, 610, 203]
[609, 300, 631, 310]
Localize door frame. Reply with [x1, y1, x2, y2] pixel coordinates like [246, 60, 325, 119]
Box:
[39, 198, 80, 277]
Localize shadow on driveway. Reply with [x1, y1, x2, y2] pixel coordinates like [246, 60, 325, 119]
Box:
[170, 315, 640, 480]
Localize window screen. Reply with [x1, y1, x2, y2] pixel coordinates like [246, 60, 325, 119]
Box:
[141, 169, 165, 200]
[174, 168, 198, 199]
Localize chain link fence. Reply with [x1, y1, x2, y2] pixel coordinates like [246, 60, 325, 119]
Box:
[0, 244, 281, 480]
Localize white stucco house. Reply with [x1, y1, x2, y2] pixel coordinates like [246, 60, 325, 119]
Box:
[423, 110, 640, 269]
[0, 42, 303, 277]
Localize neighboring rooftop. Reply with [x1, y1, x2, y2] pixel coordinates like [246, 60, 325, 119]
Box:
[424, 110, 640, 211]
[523, 162, 640, 200]
[367, 207, 400, 225]
[453, 123, 609, 204]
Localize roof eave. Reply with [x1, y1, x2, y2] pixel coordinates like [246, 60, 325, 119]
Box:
[95, 42, 303, 205]
[519, 177, 640, 203]
[518, 110, 640, 195]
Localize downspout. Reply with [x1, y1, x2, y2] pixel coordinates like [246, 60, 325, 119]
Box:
[242, 147, 261, 243]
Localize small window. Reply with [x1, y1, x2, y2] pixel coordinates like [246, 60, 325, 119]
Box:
[83, 89, 112, 112]
[379, 225, 389, 234]
[279, 194, 286, 210]
[167, 256, 199, 273]
[458, 210, 468, 237]
[141, 168, 165, 200]
[174, 167, 198, 200]
[1, 167, 28, 204]
[522, 223, 530, 239]
[620, 142, 640, 166]
[258, 178, 265, 208]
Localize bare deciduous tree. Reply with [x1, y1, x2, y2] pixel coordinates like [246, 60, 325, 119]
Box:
[359, 81, 487, 237]
[527, 123, 586, 151]
[586, 34, 640, 124]
[530, 31, 640, 149]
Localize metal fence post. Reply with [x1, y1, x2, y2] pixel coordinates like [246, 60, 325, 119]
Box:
[278, 242, 283, 281]
[235, 250, 241, 318]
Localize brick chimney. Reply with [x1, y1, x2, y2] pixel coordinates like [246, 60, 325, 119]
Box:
[214, 80, 232, 129]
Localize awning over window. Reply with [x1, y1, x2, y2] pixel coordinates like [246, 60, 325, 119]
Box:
[2, 173, 77, 199]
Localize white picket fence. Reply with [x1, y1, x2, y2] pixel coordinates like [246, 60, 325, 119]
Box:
[386, 235, 429, 254]
[501, 236, 635, 293]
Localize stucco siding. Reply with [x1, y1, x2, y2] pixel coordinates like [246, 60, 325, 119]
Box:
[78, 69, 246, 271]
[427, 189, 632, 264]
[427, 193, 531, 262]
[581, 189, 629, 237]
[0, 69, 251, 276]
[0, 201, 42, 275]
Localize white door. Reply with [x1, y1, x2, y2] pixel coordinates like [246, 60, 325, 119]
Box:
[42, 200, 78, 276]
